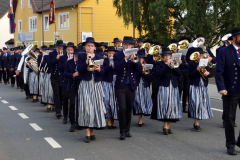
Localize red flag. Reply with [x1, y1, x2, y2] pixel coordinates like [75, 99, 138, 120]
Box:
[49, 0, 55, 25]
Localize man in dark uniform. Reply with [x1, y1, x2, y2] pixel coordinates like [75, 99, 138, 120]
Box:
[14, 46, 22, 89]
[8, 48, 16, 87]
[112, 38, 121, 50]
[215, 27, 240, 155]
[1, 48, 8, 84]
[0, 49, 2, 83]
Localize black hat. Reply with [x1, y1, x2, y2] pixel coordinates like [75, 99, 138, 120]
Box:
[154, 41, 163, 46]
[18, 46, 24, 50]
[170, 39, 178, 44]
[137, 38, 143, 43]
[3, 47, 7, 50]
[112, 37, 120, 43]
[14, 47, 19, 50]
[55, 40, 65, 46]
[10, 48, 15, 51]
[122, 36, 135, 44]
[34, 48, 40, 52]
[74, 47, 82, 54]
[49, 45, 55, 50]
[179, 36, 191, 42]
[99, 42, 108, 48]
[195, 48, 204, 54]
[160, 48, 172, 55]
[144, 38, 154, 44]
[82, 37, 99, 47]
[41, 45, 48, 50]
[136, 49, 146, 58]
[66, 42, 75, 48]
[95, 47, 106, 56]
[231, 27, 240, 37]
[0, 49, 2, 52]
[105, 46, 118, 52]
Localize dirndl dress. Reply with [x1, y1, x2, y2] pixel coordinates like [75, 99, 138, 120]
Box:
[78, 75, 106, 129]
[45, 73, 54, 105]
[29, 71, 39, 95]
[155, 81, 182, 122]
[188, 78, 213, 120]
[39, 72, 45, 97]
[102, 75, 118, 119]
[134, 77, 153, 115]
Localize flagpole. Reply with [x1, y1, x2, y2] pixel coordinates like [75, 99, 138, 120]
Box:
[42, 0, 44, 45]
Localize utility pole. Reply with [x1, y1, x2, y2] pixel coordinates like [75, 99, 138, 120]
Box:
[42, 0, 44, 45]
[133, 0, 135, 38]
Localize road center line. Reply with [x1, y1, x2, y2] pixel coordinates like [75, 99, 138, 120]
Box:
[44, 137, 62, 148]
[29, 123, 43, 131]
[65, 159, 75, 160]
[1, 100, 9, 104]
[211, 108, 223, 112]
[18, 113, 29, 119]
[9, 106, 18, 110]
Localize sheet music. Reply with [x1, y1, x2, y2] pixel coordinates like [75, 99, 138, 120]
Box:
[178, 49, 188, 56]
[124, 48, 138, 56]
[199, 59, 208, 67]
[109, 57, 114, 64]
[94, 59, 104, 65]
[172, 53, 182, 61]
[144, 64, 153, 70]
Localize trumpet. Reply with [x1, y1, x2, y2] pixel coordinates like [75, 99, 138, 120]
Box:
[178, 40, 189, 50]
[87, 51, 95, 71]
[142, 68, 150, 75]
[131, 56, 139, 63]
[168, 43, 178, 53]
[192, 37, 213, 68]
[168, 59, 180, 69]
[142, 42, 151, 53]
[59, 50, 63, 56]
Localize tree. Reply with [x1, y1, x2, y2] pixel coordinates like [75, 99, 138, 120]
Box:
[113, 0, 240, 48]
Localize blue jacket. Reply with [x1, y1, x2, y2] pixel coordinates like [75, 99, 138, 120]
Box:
[48, 50, 60, 79]
[14, 52, 22, 70]
[188, 60, 212, 87]
[113, 50, 142, 90]
[58, 54, 68, 87]
[179, 55, 188, 72]
[215, 44, 240, 95]
[156, 61, 182, 88]
[77, 53, 104, 82]
[102, 58, 115, 83]
[136, 72, 152, 88]
[186, 47, 216, 64]
[146, 54, 157, 78]
[64, 58, 80, 91]
[216, 44, 226, 58]
[1, 53, 8, 69]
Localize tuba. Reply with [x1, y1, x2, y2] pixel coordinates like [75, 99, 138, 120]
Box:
[192, 37, 213, 68]
[178, 40, 189, 50]
[24, 45, 39, 74]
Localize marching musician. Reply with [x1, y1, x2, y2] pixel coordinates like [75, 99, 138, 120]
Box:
[188, 48, 213, 131]
[15, 46, 23, 89]
[95, 47, 106, 59]
[133, 49, 153, 127]
[8, 48, 15, 87]
[64, 47, 81, 132]
[99, 42, 108, 52]
[114, 36, 142, 140]
[77, 37, 106, 143]
[48, 40, 65, 118]
[102, 46, 118, 129]
[1, 47, 8, 85]
[215, 27, 240, 155]
[59, 42, 75, 124]
[112, 37, 121, 50]
[137, 38, 143, 50]
[18, 46, 25, 91]
[216, 31, 233, 58]
[0, 49, 2, 83]
[151, 48, 182, 135]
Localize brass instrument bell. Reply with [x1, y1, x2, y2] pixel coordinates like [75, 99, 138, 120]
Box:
[178, 40, 189, 50]
[168, 43, 178, 52]
[149, 45, 161, 55]
[87, 56, 95, 71]
[142, 42, 151, 52]
[190, 51, 200, 63]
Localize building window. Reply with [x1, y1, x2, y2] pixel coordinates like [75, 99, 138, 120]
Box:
[28, 0, 32, 8]
[44, 15, 49, 31]
[58, 12, 69, 30]
[18, 20, 22, 32]
[29, 17, 37, 31]
[21, 0, 24, 9]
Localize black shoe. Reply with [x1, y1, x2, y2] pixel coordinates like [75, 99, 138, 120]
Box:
[69, 124, 75, 132]
[193, 124, 202, 131]
[84, 136, 91, 143]
[51, 108, 55, 112]
[138, 123, 144, 127]
[163, 128, 169, 135]
[168, 129, 173, 134]
[17, 86, 20, 89]
[125, 132, 132, 137]
[90, 135, 96, 141]
[21, 89, 24, 92]
[236, 139, 240, 148]
[56, 113, 62, 119]
[32, 99, 39, 102]
[0, 81, 2, 83]
[234, 123, 237, 127]
[107, 125, 112, 129]
[25, 96, 29, 99]
[4, 83, 7, 85]
[227, 148, 237, 155]
[223, 122, 225, 128]
[112, 125, 117, 129]
[75, 125, 83, 130]
[47, 108, 51, 112]
[11, 84, 14, 87]
[62, 118, 67, 124]
[183, 110, 188, 113]
[120, 133, 125, 140]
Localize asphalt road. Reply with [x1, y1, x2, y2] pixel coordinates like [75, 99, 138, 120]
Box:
[0, 83, 240, 160]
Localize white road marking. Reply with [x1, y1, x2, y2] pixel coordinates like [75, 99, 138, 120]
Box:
[44, 137, 62, 148]
[212, 108, 223, 112]
[65, 159, 75, 160]
[18, 113, 29, 119]
[9, 106, 18, 110]
[1, 100, 9, 104]
[29, 123, 43, 131]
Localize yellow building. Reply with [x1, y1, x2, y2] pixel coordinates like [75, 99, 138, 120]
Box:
[13, 0, 138, 48]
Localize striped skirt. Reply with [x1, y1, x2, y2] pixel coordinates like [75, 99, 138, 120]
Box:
[188, 78, 213, 120]
[78, 77, 106, 129]
[29, 72, 39, 95]
[39, 72, 45, 96]
[102, 80, 118, 119]
[45, 73, 54, 105]
[156, 81, 182, 121]
[134, 78, 153, 115]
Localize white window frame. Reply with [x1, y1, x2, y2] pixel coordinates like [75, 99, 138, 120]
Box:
[18, 20, 22, 33]
[29, 16, 37, 32]
[21, 0, 24, 9]
[44, 15, 49, 31]
[28, 0, 32, 8]
[58, 12, 70, 30]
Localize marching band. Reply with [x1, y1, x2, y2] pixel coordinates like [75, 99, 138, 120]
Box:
[1, 28, 240, 155]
